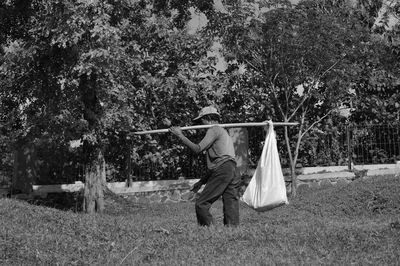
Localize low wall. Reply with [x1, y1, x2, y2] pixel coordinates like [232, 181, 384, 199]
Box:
[107, 180, 199, 203]
[293, 163, 399, 193]
[122, 189, 198, 204]
[23, 179, 200, 203]
[6, 164, 399, 203]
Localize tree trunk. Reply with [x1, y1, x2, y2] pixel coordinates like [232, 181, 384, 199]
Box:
[125, 138, 133, 187]
[12, 138, 37, 194]
[290, 164, 297, 198]
[79, 73, 105, 213]
[287, 112, 306, 197]
[83, 149, 106, 214]
[283, 121, 298, 197]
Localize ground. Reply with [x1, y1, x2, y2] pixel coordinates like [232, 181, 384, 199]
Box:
[0, 175, 399, 265]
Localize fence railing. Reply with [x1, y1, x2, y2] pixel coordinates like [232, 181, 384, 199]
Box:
[3, 124, 400, 188]
[126, 124, 400, 181]
[131, 124, 400, 180]
[350, 124, 400, 165]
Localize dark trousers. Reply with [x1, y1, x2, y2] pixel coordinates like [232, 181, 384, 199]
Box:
[195, 160, 239, 226]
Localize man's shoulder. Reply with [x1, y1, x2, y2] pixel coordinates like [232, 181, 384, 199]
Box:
[210, 124, 222, 129]
[209, 125, 231, 138]
[209, 125, 224, 133]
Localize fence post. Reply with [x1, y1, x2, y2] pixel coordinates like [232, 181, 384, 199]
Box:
[347, 125, 352, 171]
[126, 140, 133, 187]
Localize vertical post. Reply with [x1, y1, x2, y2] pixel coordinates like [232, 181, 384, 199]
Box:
[12, 139, 37, 195]
[228, 127, 249, 176]
[347, 125, 352, 171]
[126, 140, 132, 187]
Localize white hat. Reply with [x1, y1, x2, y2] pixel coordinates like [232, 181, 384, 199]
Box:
[193, 106, 220, 121]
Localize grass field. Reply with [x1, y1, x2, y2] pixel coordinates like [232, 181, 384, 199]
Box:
[1, 175, 399, 266]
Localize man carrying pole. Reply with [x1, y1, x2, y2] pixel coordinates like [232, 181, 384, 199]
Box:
[169, 106, 240, 227]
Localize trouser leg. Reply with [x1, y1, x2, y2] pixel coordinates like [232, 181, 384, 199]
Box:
[222, 168, 240, 226]
[195, 161, 236, 226]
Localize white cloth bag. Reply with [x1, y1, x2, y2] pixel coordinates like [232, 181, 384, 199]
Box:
[241, 121, 289, 211]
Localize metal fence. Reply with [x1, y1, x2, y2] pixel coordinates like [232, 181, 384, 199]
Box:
[128, 124, 400, 181]
[2, 124, 400, 187]
[350, 124, 400, 165]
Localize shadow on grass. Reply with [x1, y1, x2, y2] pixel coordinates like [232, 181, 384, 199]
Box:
[26, 188, 145, 214]
[27, 192, 84, 212]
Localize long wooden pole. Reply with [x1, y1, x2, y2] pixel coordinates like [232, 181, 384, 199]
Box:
[133, 122, 298, 135]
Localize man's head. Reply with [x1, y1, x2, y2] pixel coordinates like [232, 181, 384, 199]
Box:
[193, 106, 220, 124]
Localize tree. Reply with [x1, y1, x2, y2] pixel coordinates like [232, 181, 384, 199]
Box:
[0, 0, 219, 211]
[2, 0, 396, 204]
[350, 0, 400, 125]
[214, 0, 380, 196]
[0, 0, 149, 212]
[1, 0, 132, 212]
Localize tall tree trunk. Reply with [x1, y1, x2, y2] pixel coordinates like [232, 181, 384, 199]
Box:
[289, 114, 305, 198]
[283, 124, 297, 197]
[12, 138, 37, 194]
[83, 148, 106, 214]
[125, 136, 133, 187]
[80, 73, 105, 213]
[283, 112, 305, 198]
[290, 163, 297, 198]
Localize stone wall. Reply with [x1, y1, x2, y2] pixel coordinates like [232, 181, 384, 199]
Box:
[6, 164, 399, 203]
[123, 189, 197, 204]
[291, 164, 399, 194]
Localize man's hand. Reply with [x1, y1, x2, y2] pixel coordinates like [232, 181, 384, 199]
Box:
[190, 181, 202, 193]
[169, 126, 201, 153]
[162, 118, 172, 127]
[169, 126, 183, 138]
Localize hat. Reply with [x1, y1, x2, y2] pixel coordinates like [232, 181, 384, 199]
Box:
[193, 106, 220, 121]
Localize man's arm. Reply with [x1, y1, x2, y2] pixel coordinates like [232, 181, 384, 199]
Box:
[191, 171, 210, 192]
[170, 126, 218, 154]
[169, 127, 201, 153]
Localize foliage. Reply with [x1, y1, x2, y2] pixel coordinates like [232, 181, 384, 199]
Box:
[350, 124, 400, 164]
[1, 0, 400, 190]
[348, 39, 400, 124]
[1, 175, 399, 265]
[0, 0, 223, 184]
[349, 0, 400, 125]
[0, 134, 12, 186]
[208, 0, 382, 194]
[296, 117, 349, 167]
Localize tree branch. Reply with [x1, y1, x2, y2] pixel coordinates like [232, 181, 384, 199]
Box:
[243, 58, 263, 75]
[319, 60, 340, 80]
[288, 94, 308, 121]
[270, 81, 287, 120]
[293, 111, 306, 165]
[301, 109, 333, 139]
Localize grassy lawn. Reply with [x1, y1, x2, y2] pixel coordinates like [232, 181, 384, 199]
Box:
[1, 175, 399, 266]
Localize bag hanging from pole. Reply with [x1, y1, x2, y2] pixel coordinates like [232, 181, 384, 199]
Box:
[241, 121, 289, 211]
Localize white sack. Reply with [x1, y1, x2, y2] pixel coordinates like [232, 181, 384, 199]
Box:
[241, 121, 288, 211]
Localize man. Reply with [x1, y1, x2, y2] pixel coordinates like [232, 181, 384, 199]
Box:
[169, 106, 239, 226]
